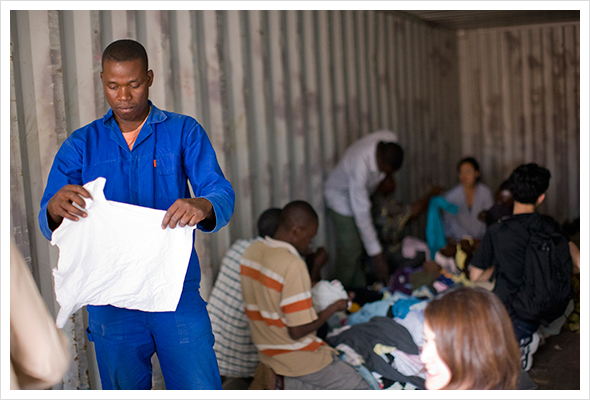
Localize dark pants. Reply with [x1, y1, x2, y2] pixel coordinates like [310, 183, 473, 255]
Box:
[328, 209, 367, 289]
[512, 318, 539, 343]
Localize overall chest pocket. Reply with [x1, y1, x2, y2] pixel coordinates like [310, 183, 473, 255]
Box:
[156, 154, 184, 198]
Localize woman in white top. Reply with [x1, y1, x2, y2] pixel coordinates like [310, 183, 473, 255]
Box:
[442, 157, 493, 243]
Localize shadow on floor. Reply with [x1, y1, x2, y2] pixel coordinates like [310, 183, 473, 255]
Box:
[528, 329, 580, 390]
[222, 377, 253, 390]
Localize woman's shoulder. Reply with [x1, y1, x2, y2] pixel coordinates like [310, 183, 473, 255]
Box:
[476, 183, 493, 196]
[443, 184, 463, 199]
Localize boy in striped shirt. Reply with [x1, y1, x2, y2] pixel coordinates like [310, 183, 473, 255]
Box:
[240, 201, 370, 390]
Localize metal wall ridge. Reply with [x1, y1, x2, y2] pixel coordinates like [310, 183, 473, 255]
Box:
[9, 10, 579, 389]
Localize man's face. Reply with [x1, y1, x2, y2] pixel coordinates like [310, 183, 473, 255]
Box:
[293, 220, 319, 256]
[101, 59, 153, 123]
[496, 189, 514, 207]
[376, 155, 395, 175]
[376, 174, 396, 195]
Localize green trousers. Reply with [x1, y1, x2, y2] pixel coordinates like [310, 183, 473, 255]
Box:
[328, 209, 367, 289]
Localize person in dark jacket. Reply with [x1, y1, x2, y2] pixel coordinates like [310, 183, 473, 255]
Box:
[469, 163, 575, 371]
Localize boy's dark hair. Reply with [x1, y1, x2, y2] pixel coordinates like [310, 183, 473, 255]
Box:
[378, 142, 404, 172]
[499, 179, 512, 192]
[102, 39, 149, 72]
[457, 157, 480, 173]
[508, 163, 551, 204]
[279, 201, 318, 230]
[257, 208, 282, 238]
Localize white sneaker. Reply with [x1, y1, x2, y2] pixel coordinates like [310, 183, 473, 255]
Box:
[520, 332, 541, 371]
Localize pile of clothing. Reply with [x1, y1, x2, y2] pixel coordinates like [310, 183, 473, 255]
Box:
[311, 236, 473, 390]
[326, 313, 426, 389]
[324, 287, 439, 390]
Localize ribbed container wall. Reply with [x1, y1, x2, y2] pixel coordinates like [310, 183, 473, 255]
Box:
[11, 10, 582, 390]
[457, 22, 580, 223]
[10, 9, 459, 300]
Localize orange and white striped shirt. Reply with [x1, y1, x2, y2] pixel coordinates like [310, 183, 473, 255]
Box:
[240, 237, 335, 377]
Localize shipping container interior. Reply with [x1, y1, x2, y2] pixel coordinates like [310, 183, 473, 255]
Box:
[8, 9, 581, 390]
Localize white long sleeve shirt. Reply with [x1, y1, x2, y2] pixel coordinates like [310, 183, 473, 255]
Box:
[324, 130, 399, 256]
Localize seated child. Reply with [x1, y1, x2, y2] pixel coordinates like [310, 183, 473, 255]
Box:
[478, 179, 514, 226]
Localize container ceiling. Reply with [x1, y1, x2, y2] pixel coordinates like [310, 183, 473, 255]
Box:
[390, 10, 580, 30]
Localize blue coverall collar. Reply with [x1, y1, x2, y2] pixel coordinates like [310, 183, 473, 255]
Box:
[102, 101, 168, 151]
[102, 100, 167, 128]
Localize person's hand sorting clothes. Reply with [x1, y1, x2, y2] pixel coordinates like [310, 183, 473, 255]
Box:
[47, 184, 93, 228]
[372, 253, 390, 284]
[161, 197, 215, 229]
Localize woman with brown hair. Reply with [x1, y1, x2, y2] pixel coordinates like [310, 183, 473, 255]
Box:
[420, 286, 521, 390]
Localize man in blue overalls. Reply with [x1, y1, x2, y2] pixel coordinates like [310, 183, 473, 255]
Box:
[39, 39, 234, 390]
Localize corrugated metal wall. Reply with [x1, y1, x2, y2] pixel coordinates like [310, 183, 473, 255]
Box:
[10, 9, 460, 389]
[458, 22, 580, 223]
[11, 10, 581, 391]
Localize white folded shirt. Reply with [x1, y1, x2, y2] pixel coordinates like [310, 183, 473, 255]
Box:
[51, 177, 195, 328]
[311, 279, 349, 313]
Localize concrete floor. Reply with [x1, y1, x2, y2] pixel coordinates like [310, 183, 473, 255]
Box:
[528, 329, 581, 390]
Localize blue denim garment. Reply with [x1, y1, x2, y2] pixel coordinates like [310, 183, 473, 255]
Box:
[338, 352, 381, 390]
[39, 101, 235, 292]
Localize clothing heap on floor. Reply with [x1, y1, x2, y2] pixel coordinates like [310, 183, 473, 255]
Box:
[314, 252, 465, 390]
[310, 231, 546, 390]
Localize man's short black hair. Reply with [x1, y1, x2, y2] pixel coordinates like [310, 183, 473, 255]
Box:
[378, 142, 404, 172]
[508, 163, 551, 204]
[102, 39, 149, 72]
[257, 208, 282, 238]
[457, 157, 480, 172]
[279, 201, 318, 230]
[499, 179, 512, 192]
